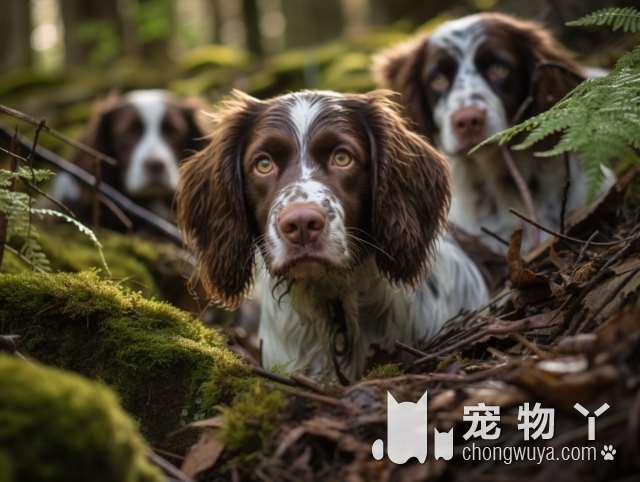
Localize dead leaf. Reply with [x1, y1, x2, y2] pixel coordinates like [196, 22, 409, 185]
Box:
[508, 229, 548, 288]
[181, 429, 225, 478]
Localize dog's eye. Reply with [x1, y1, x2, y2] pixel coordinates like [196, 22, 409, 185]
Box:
[254, 157, 275, 175]
[430, 73, 450, 93]
[487, 63, 511, 83]
[332, 149, 353, 168]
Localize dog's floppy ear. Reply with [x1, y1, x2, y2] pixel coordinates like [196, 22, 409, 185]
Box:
[176, 90, 264, 309]
[372, 35, 436, 141]
[72, 94, 123, 188]
[357, 90, 451, 286]
[509, 17, 584, 116]
[178, 96, 210, 156]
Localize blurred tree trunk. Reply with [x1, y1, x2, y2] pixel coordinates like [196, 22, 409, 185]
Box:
[0, 0, 32, 71]
[242, 0, 263, 55]
[210, 0, 223, 43]
[281, 0, 344, 48]
[135, 0, 174, 63]
[60, 0, 123, 65]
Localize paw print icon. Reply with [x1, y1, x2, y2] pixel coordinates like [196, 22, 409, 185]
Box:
[601, 445, 616, 461]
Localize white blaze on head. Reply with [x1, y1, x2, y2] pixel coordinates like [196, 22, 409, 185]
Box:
[125, 89, 180, 197]
[287, 94, 324, 179]
[429, 16, 509, 156]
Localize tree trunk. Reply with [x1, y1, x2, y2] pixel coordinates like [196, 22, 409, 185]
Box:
[242, 0, 263, 56]
[60, 0, 123, 65]
[0, 0, 32, 71]
[280, 0, 345, 48]
[135, 0, 174, 63]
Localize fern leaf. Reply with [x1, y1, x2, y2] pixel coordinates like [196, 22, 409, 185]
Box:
[567, 7, 640, 32]
[32, 208, 111, 276]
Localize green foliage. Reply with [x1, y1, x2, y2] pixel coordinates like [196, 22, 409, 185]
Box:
[365, 363, 403, 380]
[476, 7, 640, 193]
[131, 0, 173, 44]
[0, 166, 108, 273]
[0, 355, 163, 482]
[77, 20, 122, 65]
[218, 380, 286, 467]
[567, 7, 640, 32]
[0, 271, 248, 446]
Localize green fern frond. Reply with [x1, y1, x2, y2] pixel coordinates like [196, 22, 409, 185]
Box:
[33, 208, 110, 275]
[567, 7, 640, 32]
[476, 40, 640, 194]
[1, 167, 109, 274]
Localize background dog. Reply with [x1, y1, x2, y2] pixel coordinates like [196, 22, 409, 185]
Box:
[374, 13, 614, 253]
[51, 89, 207, 230]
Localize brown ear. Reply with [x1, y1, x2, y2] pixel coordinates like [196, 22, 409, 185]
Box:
[372, 36, 436, 141]
[359, 90, 451, 286]
[72, 94, 123, 188]
[176, 90, 264, 309]
[508, 17, 584, 116]
[178, 96, 210, 156]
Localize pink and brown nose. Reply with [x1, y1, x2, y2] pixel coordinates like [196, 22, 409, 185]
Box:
[451, 107, 486, 142]
[278, 204, 326, 246]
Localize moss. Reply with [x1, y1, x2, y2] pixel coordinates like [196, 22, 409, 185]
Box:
[0, 355, 162, 482]
[217, 380, 286, 467]
[364, 363, 403, 380]
[269, 43, 347, 75]
[2, 224, 194, 303]
[0, 250, 27, 274]
[0, 271, 248, 447]
[179, 44, 251, 73]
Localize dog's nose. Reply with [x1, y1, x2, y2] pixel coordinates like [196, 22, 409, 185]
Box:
[278, 204, 326, 246]
[144, 159, 166, 176]
[451, 107, 486, 141]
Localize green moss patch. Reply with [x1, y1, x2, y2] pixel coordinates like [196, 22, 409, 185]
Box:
[217, 380, 286, 468]
[0, 355, 162, 482]
[0, 271, 248, 447]
[364, 363, 403, 380]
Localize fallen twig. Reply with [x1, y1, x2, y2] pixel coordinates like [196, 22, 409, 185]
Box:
[510, 208, 636, 247]
[0, 127, 182, 244]
[0, 104, 117, 166]
[502, 147, 540, 248]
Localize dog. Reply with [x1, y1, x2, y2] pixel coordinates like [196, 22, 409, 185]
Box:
[373, 13, 614, 253]
[51, 89, 207, 230]
[176, 90, 488, 380]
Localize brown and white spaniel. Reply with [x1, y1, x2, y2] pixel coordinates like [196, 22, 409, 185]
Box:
[374, 13, 614, 253]
[52, 89, 207, 229]
[176, 90, 488, 380]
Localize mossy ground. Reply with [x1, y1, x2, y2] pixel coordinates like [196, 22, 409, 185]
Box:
[1, 224, 189, 300]
[0, 354, 163, 482]
[0, 271, 249, 448]
[216, 380, 287, 470]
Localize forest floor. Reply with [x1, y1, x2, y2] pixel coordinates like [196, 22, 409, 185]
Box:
[178, 167, 640, 482]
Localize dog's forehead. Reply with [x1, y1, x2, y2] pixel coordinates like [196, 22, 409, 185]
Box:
[261, 91, 350, 138]
[430, 15, 487, 58]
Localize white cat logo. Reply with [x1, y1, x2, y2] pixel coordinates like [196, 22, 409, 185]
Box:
[372, 391, 428, 463]
[434, 428, 454, 460]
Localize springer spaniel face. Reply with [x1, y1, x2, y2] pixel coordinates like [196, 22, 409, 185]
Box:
[374, 13, 583, 158]
[176, 90, 450, 309]
[70, 89, 207, 203]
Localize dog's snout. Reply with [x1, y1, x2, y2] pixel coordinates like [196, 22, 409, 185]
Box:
[144, 158, 166, 176]
[278, 204, 326, 246]
[451, 107, 486, 141]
